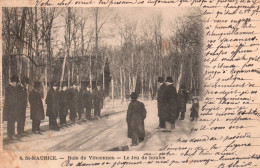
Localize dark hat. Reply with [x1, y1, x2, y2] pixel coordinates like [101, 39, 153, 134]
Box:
[53, 82, 60, 87]
[130, 92, 138, 100]
[192, 96, 199, 102]
[165, 76, 173, 83]
[62, 81, 68, 87]
[158, 76, 164, 83]
[34, 81, 41, 88]
[10, 75, 19, 82]
[21, 76, 29, 84]
[72, 81, 78, 86]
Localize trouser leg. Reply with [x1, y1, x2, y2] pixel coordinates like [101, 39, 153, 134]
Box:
[7, 120, 15, 138]
[180, 111, 185, 119]
[131, 137, 139, 145]
[32, 120, 36, 132]
[159, 117, 165, 128]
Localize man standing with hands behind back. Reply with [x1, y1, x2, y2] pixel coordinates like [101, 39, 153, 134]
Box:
[157, 76, 166, 129]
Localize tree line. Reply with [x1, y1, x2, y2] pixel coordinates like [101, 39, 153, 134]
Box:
[2, 7, 203, 101]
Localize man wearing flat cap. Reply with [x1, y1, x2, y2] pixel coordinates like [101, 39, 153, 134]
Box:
[3, 75, 19, 140]
[29, 81, 45, 134]
[162, 77, 178, 132]
[157, 76, 166, 129]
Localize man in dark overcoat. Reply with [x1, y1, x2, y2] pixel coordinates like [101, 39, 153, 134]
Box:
[68, 82, 79, 121]
[17, 77, 29, 136]
[45, 82, 60, 130]
[162, 77, 178, 132]
[126, 92, 147, 146]
[157, 76, 166, 129]
[58, 82, 69, 126]
[3, 75, 19, 140]
[78, 82, 86, 120]
[178, 85, 189, 120]
[93, 85, 104, 117]
[29, 82, 45, 134]
[84, 85, 93, 120]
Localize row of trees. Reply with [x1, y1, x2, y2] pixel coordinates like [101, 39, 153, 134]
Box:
[2, 7, 203, 101]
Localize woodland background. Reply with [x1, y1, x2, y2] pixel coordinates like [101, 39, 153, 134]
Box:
[2, 7, 204, 100]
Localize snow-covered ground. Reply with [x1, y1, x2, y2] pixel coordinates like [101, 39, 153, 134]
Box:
[3, 99, 195, 151]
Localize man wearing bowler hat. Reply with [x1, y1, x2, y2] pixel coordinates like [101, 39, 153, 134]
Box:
[46, 82, 60, 130]
[29, 81, 45, 134]
[162, 77, 178, 132]
[126, 92, 147, 146]
[17, 76, 29, 136]
[59, 81, 69, 126]
[3, 75, 19, 140]
[157, 76, 166, 129]
[68, 82, 79, 121]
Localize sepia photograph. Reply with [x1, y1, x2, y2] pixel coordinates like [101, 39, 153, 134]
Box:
[2, 7, 204, 151]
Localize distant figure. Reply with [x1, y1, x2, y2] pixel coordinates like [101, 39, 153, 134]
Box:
[68, 82, 79, 121]
[190, 97, 199, 121]
[3, 75, 19, 140]
[93, 85, 104, 117]
[17, 76, 29, 136]
[84, 86, 93, 120]
[178, 85, 189, 120]
[29, 82, 45, 134]
[157, 76, 166, 129]
[162, 77, 178, 132]
[46, 82, 60, 130]
[59, 82, 69, 126]
[126, 92, 147, 146]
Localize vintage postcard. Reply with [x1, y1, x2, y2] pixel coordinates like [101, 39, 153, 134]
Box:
[0, 0, 260, 168]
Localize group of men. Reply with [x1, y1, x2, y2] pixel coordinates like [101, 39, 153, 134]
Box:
[3, 75, 105, 140]
[157, 76, 189, 132]
[45, 81, 105, 131]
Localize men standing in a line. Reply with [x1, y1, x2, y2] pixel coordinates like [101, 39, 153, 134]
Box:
[178, 85, 189, 120]
[46, 82, 60, 130]
[69, 82, 79, 121]
[162, 77, 178, 132]
[59, 82, 69, 126]
[17, 77, 29, 136]
[3, 75, 19, 140]
[84, 85, 93, 120]
[157, 76, 166, 129]
[29, 82, 45, 134]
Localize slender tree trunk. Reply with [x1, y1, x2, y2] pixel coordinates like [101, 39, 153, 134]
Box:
[123, 69, 126, 102]
[120, 67, 123, 103]
[176, 63, 183, 93]
[111, 76, 114, 108]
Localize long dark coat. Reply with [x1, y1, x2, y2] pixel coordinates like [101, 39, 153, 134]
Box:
[3, 84, 19, 121]
[17, 84, 27, 119]
[178, 90, 189, 112]
[58, 90, 69, 116]
[126, 100, 146, 139]
[78, 89, 85, 114]
[68, 88, 79, 110]
[29, 89, 45, 121]
[157, 83, 166, 117]
[190, 102, 199, 118]
[84, 90, 93, 109]
[46, 88, 59, 118]
[93, 89, 103, 109]
[161, 84, 178, 122]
